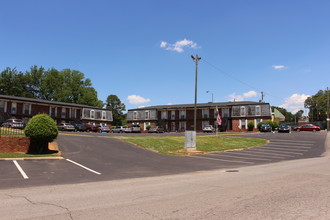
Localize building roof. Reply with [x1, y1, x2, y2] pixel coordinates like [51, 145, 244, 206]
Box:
[272, 108, 285, 119]
[0, 94, 104, 110]
[129, 101, 269, 111]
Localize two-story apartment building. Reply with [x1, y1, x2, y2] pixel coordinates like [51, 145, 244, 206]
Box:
[127, 101, 272, 132]
[0, 94, 113, 126]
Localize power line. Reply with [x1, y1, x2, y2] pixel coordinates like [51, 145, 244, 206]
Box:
[201, 59, 285, 101]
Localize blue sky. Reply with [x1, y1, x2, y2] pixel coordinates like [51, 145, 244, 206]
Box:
[1, 0, 329, 114]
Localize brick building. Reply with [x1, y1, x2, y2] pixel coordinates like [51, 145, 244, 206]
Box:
[127, 101, 272, 132]
[0, 94, 112, 126]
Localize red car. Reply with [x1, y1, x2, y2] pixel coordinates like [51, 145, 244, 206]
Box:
[86, 124, 98, 132]
[293, 124, 320, 132]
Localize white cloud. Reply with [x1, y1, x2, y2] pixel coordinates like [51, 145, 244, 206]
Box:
[160, 39, 200, 53]
[243, 91, 257, 98]
[227, 90, 257, 101]
[127, 95, 151, 104]
[272, 65, 286, 70]
[280, 93, 310, 113]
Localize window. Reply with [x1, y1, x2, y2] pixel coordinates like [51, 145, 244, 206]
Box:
[50, 107, 57, 117]
[179, 121, 186, 130]
[180, 110, 186, 119]
[0, 101, 5, 112]
[240, 107, 246, 116]
[11, 103, 17, 114]
[23, 104, 31, 115]
[102, 111, 106, 120]
[255, 118, 262, 128]
[144, 122, 150, 130]
[255, 106, 261, 116]
[202, 121, 209, 128]
[161, 111, 167, 120]
[171, 111, 175, 120]
[133, 111, 138, 120]
[71, 109, 76, 118]
[145, 111, 149, 120]
[90, 110, 95, 119]
[240, 119, 246, 129]
[61, 108, 66, 118]
[222, 108, 229, 118]
[202, 109, 209, 119]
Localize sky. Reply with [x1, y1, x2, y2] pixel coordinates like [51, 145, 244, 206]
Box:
[1, 0, 329, 114]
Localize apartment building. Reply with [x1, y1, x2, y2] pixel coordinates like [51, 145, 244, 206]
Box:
[0, 94, 112, 126]
[127, 101, 271, 132]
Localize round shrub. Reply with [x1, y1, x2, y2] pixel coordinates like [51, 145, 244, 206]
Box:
[247, 122, 254, 131]
[25, 114, 58, 153]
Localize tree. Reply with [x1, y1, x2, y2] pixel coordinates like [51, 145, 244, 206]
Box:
[305, 90, 329, 121]
[271, 106, 294, 122]
[106, 95, 126, 126]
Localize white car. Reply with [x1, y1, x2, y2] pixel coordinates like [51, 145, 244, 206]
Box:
[203, 125, 215, 133]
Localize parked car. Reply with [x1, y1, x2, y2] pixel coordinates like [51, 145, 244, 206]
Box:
[148, 126, 164, 133]
[57, 123, 75, 131]
[203, 125, 215, 133]
[278, 124, 291, 133]
[124, 126, 132, 133]
[1, 119, 25, 129]
[97, 126, 111, 133]
[259, 123, 272, 132]
[86, 124, 98, 132]
[132, 125, 141, 133]
[293, 124, 320, 132]
[72, 123, 87, 132]
[112, 126, 127, 133]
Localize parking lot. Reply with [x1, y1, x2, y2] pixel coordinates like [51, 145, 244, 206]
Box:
[0, 131, 327, 190]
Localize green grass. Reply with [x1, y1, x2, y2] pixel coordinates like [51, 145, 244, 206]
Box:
[0, 128, 25, 137]
[0, 152, 60, 158]
[113, 135, 268, 155]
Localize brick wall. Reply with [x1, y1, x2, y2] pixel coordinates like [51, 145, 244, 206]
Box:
[0, 136, 30, 153]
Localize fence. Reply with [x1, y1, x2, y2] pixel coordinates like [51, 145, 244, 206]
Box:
[0, 127, 25, 137]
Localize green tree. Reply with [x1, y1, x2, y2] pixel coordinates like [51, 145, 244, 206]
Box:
[271, 106, 294, 122]
[106, 95, 126, 126]
[305, 90, 329, 121]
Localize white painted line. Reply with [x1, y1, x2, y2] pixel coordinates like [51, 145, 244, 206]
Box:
[264, 146, 308, 152]
[267, 144, 311, 149]
[250, 148, 299, 156]
[66, 159, 101, 175]
[208, 154, 271, 161]
[270, 139, 315, 144]
[188, 155, 254, 164]
[13, 160, 29, 179]
[224, 151, 285, 159]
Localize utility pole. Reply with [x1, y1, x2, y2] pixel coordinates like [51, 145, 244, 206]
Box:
[261, 91, 264, 102]
[327, 87, 329, 131]
[191, 55, 201, 132]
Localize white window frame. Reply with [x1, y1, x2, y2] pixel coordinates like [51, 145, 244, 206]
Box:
[180, 110, 186, 119]
[161, 111, 167, 120]
[133, 111, 138, 120]
[145, 111, 150, 120]
[61, 108, 66, 118]
[49, 106, 57, 117]
[144, 122, 151, 131]
[102, 111, 106, 120]
[171, 111, 175, 120]
[202, 109, 209, 119]
[255, 106, 261, 116]
[179, 121, 186, 130]
[254, 118, 262, 128]
[239, 119, 247, 129]
[240, 106, 246, 117]
[222, 108, 229, 118]
[11, 102, 17, 114]
[23, 103, 31, 115]
[90, 110, 95, 119]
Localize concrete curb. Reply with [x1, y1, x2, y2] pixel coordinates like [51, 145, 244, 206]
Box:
[0, 156, 64, 161]
[322, 131, 330, 157]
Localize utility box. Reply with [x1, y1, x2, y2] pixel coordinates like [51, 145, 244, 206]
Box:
[185, 131, 196, 152]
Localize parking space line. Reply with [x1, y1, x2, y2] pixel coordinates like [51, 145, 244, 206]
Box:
[264, 146, 308, 152]
[188, 155, 254, 164]
[66, 159, 101, 175]
[232, 151, 288, 159]
[224, 151, 285, 159]
[249, 148, 299, 156]
[206, 154, 271, 161]
[267, 144, 311, 149]
[13, 160, 29, 179]
[270, 139, 315, 144]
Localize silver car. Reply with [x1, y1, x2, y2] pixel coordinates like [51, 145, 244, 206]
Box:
[1, 119, 25, 129]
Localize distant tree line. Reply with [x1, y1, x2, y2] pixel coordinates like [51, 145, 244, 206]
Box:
[271, 106, 304, 123]
[0, 66, 127, 125]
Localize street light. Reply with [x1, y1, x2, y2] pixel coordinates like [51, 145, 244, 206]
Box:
[191, 55, 201, 132]
[206, 91, 214, 103]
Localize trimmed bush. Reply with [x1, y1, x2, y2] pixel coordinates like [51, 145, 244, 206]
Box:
[146, 125, 152, 130]
[247, 122, 254, 131]
[257, 122, 263, 130]
[24, 114, 58, 153]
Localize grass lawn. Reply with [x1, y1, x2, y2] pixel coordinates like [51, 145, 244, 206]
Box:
[113, 135, 268, 156]
[0, 152, 60, 158]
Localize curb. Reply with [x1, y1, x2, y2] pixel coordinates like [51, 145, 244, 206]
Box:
[0, 156, 64, 161]
[322, 131, 330, 157]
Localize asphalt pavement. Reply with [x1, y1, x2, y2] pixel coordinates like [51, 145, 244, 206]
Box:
[0, 131, 327, 190]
